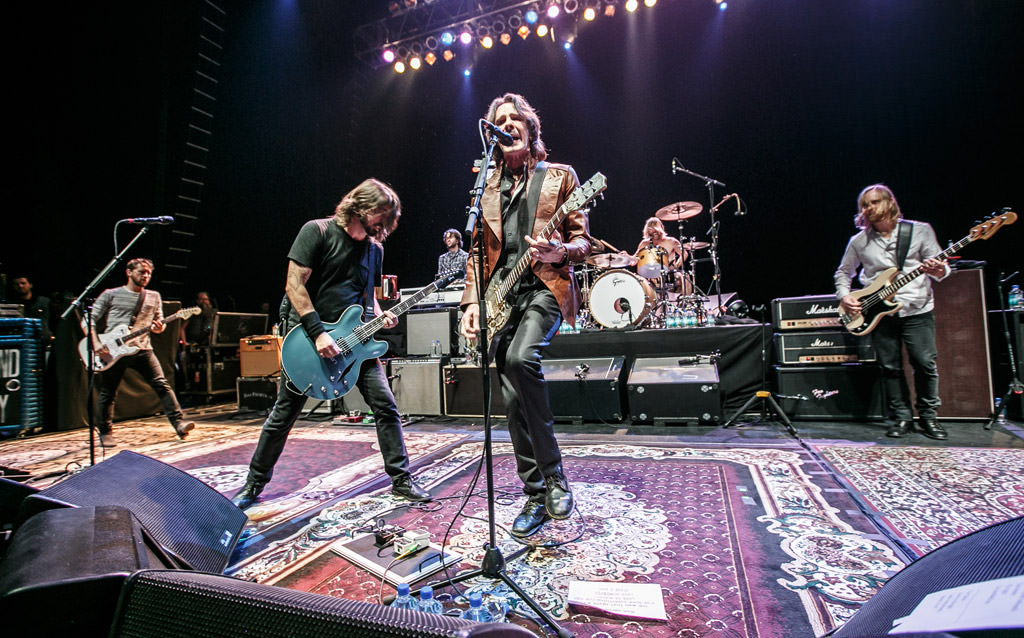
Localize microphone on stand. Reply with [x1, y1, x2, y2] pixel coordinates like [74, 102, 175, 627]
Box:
[480, 120, 514, 146]
[671, 158, 682, 174]
[121, 216, 174, 225]
[734, 194, 746, 216]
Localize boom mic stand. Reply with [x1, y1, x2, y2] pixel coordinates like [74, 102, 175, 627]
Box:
[419, 127, 572, 638]
[986, 271, 1023, 430]
[671, 159, 726, 312]
[61, 225, 152, 466]
[721, 304, 797, 436]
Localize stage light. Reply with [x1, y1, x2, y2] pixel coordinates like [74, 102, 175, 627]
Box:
[500, 32, 512, 45]
[604, 3, 616, 17]
[382, 49, 396, 63]
[459, 30, 473, 45]
[424, 35, 439, 50]
[492, 19, 506, 33]
[536, 24, 549, 37]
[518, 24, 531, 38]
[583, 6, 596, 21]
[625, 0, 639, 12]
[443, 49, 455, 61]
[481, 35, 494, 48]
[547, 3, 560, 19]
[440, 31, 455, 46]
[463, 68, 471, 77]
[718, 1, 727, 10]
[644, 0, 657, 7]
[525, 8, 539, 24]
[409, 56, 422, 70]
[564, 0, 579, 14]
[410, 42, 423, 56]
[563, 41, 572, 50]
[425, 51, 437, 65]
[508, 11, 523, 28]
[394, 60, 406, 73]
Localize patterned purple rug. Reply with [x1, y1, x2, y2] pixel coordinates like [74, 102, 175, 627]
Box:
[228, 440, 907, 637]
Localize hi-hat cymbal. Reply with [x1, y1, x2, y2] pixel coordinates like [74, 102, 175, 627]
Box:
[682, 241, 710, 251]
[586, 252, 631, 268]
[655, 201, 703, 221]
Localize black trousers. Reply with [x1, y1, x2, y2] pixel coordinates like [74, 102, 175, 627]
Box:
[244, 358, 410, 487]
[494, 288, 563, 496]
[95, 350, 184, 434]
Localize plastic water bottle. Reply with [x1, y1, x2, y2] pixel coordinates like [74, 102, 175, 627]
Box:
[418, 585, 444, 615]
[391, 583, 419, 611]
[460, 591, 494, 622]
[1010, 284, 1024, 310]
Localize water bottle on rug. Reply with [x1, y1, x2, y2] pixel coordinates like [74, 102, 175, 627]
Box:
[460, 591, 493, 622]
[418, 585, 444, 614]
[391, 583, 419, 611]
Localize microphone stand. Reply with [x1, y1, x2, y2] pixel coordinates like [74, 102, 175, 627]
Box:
[672, 160, 726, 313]
[61, 226, 151, 466]
[986, 271, 1022, 429]
[424, 134, 572, 638]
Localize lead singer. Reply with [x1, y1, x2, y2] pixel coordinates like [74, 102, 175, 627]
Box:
[460, 93, 593, 537]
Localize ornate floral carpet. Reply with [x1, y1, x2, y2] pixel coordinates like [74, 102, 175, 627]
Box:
[227, 440, 907, 637]
[812, 444, 1024, 557]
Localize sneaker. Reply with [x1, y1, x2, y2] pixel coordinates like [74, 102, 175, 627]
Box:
[174, 421, 195, 440]
[99, 433, 117, 448]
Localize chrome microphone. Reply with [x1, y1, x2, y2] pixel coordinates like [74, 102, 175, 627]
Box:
[480, 119, 514, 146]
[122, 216, 174, 225]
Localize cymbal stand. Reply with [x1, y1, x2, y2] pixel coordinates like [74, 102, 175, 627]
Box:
[986, 270, 1022, 430]
[672, 160, 727, 310]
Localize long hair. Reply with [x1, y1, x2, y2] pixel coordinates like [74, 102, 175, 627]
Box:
[334, 178, 401, 241]
[484, 93, 548, 166]
[642, 217, 666, 241]
[854, 183, 902, 230]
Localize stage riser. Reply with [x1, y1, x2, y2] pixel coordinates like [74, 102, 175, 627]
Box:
[774, 364, 886, 420]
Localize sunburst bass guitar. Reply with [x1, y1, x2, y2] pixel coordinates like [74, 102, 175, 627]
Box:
[483, 172, 607, 349]
[839, 209, 1016, 336]
[281, 271, 461, 400]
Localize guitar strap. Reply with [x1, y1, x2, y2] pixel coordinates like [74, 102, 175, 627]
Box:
[525, 160, 549, 218]
[895, 221, 913, 271]
[129, 288, 147, 329]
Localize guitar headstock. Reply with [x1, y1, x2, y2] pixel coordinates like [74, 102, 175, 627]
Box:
[181, 306, 202, 318]
[971, 209, 1017, 240]
[436, 270, 463, 289]
[565, 172, 608, 212]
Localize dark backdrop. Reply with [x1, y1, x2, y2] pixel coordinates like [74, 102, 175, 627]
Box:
[7, 0, 1021, 321]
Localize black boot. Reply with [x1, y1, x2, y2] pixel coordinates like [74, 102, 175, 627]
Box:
[511, 495, 550, 538]
[886, 420, 911, 438]
[918, 418, 948, 440]
[392, 475, 432, 502]
[231, 480, 265, 510]
[544, 466, 574, 520]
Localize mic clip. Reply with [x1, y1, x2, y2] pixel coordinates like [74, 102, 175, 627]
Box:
[574, 363, 590, 380]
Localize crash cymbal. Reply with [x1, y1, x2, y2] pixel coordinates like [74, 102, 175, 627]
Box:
[586, 252, 631, 269]
[682, 241, 710, 251]
[655, 201, 703, 221]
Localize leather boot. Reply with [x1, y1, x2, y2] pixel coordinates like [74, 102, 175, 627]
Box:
[886, 420, 911, 438]
[174, 421, 195, 440]
[543, 466, 574, 520]
[511, 495, 550, 538]
[231, 480, 265, 510]
[392, 475, 432, 502]
[918, 418, 948, 440]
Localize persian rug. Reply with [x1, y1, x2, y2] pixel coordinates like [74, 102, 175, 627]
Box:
[228, 440, 907, 637]
[813, 444, 1024, 557]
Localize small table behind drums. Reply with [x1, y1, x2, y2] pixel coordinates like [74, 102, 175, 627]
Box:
[588, 270, 654, 329]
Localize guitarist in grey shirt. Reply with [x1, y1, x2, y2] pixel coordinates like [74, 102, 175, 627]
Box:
[231, 178, 432, 510]
[90, 258, 195, 447]
[834, 184, 949, 440]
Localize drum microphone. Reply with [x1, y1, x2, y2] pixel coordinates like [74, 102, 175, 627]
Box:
[122, 216, 174, 225]
[480, 119, 514, 146]
[734, 194, 746, 216]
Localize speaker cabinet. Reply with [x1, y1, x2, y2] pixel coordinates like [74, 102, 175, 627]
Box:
[443, 363, 506, 417]
[237, 376, 281, 413]
[407, 308, 461, 356]
[22, 450, 246, 574]
[0, 505, 175, 635]
[544, 356, 626, 423]
[774, 364, 886, 420]
[390, 358, 443, 415]
[183, 345, 241, 396]
[627, 357, 722, 424]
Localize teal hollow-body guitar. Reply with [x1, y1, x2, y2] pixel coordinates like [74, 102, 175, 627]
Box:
[839, 209, 1016, 336]
[281, 271, 461, 400]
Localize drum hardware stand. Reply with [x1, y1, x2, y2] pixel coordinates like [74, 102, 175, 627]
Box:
[986, 270, 1022, 429]
[421, 124, 573, 638]
[722, 304, 797, 436]
[672, 159, 727, 310]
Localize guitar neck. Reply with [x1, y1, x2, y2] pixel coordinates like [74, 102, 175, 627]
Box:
[494, 202, 572, 300]
[877, 234, 970, 299]
[119, 310, 188, 342]
[347, 280, 447, 341]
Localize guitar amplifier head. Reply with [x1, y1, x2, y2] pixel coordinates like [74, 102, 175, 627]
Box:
[771, 294, 843, 331]
[774, 330, 875, 365]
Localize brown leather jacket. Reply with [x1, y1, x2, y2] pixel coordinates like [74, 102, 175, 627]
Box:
[461, 162, 593, 325]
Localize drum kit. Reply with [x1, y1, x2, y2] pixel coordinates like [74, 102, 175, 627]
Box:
[576, 200, 715, 331]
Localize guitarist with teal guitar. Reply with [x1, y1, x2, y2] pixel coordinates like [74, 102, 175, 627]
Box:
[230, 179, 432, 510]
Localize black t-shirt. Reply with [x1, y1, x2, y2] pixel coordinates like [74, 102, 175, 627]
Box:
[286, 217, 381, 324]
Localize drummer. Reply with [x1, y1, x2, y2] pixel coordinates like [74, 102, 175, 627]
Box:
[627, 217, 687, 293]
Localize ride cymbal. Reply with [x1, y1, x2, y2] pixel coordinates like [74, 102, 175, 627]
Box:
[655, 201, 703, 221]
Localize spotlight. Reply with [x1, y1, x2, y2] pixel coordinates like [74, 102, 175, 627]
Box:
[536, 24, 549, 37]
[440, 31, 455, 46]
[425, 51, 437, 65]
[442, 49, 455, 61]
[583, 6, 596, 21]
[644, 0, 657, 6]
[463, 68, 472, 77]
[481, 35, 494, 48]
[425, 35, 439, 50]
[459, 30, 473, 45]
[394, 60, 406, 73]
[409, 56, 422, 70]
[518, 25, 531, 39]
[718, 1, 727, 10]
[500, 32, 512, 45]
[410, 42, 423, 56]
[563, 41, 572, 50]
[564, 0, 579, 13]
[382, 49, 396, 63]
[492, 19, 506, 33]
[525, 8, 539, 24]
[625, 0, 639, 12]
[508, 12, 523, 29]
[604, 3, 615, 17]
[547, 3, 560, 19]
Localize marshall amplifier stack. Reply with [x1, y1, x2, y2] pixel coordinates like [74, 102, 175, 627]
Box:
[770, 294, 884, 420]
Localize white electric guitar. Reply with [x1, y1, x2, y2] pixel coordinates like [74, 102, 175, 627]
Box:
[79, 306, 201, 371]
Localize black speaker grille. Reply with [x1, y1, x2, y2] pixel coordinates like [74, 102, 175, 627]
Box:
[112, 570, 495, 638]
[39, 451, 247, 574]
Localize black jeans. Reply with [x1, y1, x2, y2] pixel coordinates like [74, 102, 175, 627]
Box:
[245, 358, 410, 487]
[494, 288, 563, 496]
[871, 310, 940, 420]
[95, 350, 184, 434]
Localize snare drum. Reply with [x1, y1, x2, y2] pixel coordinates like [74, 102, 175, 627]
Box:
[588, 270, 655, 329]
[636, 246, 667, 279]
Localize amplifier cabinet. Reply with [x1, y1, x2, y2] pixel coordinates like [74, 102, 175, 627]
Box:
[443, 362, 506, 418]
[183, 345, 240, 396]
[771, 294, 842, 331]
[0, 319, 43, 434]
[774, 364, 886, 420]
[626, 357, 721, 424]
[774, 330, 876, 365]
[407, 308, 461, 357]
[543, 356, 626, 423]
[237, 377, 281, 413]
[239, 336, 282, 377]
[389, 358, 443, 416]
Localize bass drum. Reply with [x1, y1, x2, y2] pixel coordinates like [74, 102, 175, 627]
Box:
[588, 269, 655, 329]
